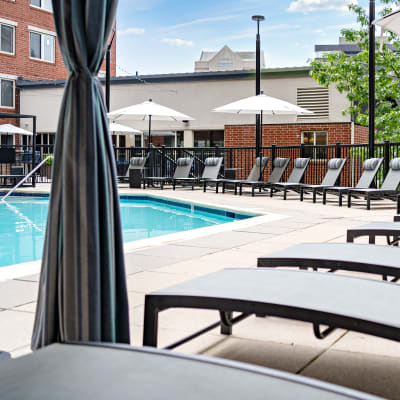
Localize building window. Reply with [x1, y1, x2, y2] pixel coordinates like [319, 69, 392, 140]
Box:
[0, 78, 14, 108]
[30, 31, 55, 62]
[0, 23, 14, 54]
[30, 0, 52, 12]
[0, 134, 13, 146]
[217, 58, 233, 69]
[302, 131, 328, 159]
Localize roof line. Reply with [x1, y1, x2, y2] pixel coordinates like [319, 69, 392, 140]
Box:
[17, 66, 312, 90]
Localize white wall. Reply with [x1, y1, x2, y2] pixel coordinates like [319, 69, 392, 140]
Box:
[19, 73, 350, 134]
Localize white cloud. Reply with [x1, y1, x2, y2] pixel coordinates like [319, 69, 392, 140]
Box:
[288, 0, 357, 13]
[161, 38, 194, 47]
[117, 27, 145, 36]
[159, 15, 238, 31]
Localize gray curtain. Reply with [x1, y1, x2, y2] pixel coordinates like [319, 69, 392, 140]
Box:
[32, 0, 130, 349]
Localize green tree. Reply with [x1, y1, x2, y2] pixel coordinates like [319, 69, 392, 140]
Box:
[311, 0, 400, 141]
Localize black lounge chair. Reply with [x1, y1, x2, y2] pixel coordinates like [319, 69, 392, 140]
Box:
[143, 267, 400, 352]
[269, 157, 310, 200]
[299, 158, 347, 203]
[143, 157, 193, 189]
[347, 158, 400, 211]
[118, 155, 148, 183]
[203, 156, 269, 196]
[322, 158, 383, 207]
[172, 157, 223, 190]
[238, 157, 290, 196]
[257, 242, 400, 281]
[347, 219, 400, 245]
[0, 342, 380, 400]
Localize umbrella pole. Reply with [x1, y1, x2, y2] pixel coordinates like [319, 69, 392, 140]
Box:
[259, 110, 263, 181]
[148, 114, 152, 146]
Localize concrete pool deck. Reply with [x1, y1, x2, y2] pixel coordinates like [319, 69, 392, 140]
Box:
[1, 182, 400, 399]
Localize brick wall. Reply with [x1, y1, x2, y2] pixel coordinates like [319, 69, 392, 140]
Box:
[354, 124, 369, 144]
[0, 0, 116, 118]
[224, 122, 353, 147]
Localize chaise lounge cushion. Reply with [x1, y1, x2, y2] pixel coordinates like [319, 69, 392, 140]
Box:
[273, 157, 287, 168]
[390, 158, 400, 170]
[204, 157, 220, 166]
[294, 158, 309, 168]
[363, 158, 381, 170]
[176, 157, 191, 166]
[130, 157, 146, 167]
[327, 158, 343, 169]
[255, 157, 268, 167]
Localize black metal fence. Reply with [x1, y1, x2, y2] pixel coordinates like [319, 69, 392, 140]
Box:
[1, 141, 400, 188]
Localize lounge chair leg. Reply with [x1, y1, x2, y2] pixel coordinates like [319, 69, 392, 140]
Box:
[300, 188, 304, 202]
[143, 300, 159, 347]
[347, 193, 351, 208]
[322, 190, 327, 205]
[397, 195, 400, 214]
[239, 184, 243, 195]
[224, 182, 227, 194]
[313, 323, 336, 340]
[270, 187, 273, 197]
[233, 183, 236, 195]
[173, 182, 176, 190]
[220, 311, 233, 335]
[312, 189, 317, 203]
[252, 186, 255, 197]
[339, 192, 343, 207]
[367, 195, 371, 210]
[283, 189, 287, 200]
[203, 182, 206, 192]
[216, 182, 219, 194]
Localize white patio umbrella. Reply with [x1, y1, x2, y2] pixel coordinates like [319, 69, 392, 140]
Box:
[108, 99, 193, 144]
[109, 122, 142, 135]
[373, 8, 400, 35]
[0, 123, 32, 135]
[213, 92, 312, 179]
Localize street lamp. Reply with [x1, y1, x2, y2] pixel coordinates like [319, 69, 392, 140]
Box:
[369, 0, 375, 158]
[106, 29, 116, 112]
[252, 15, 265, 176]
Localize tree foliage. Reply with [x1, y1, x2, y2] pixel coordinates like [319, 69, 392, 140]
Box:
[311, 0, 400, 141]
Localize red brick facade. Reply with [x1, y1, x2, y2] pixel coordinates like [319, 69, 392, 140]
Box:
[224, 122, 368, 147]
[0, 0, 116, 116]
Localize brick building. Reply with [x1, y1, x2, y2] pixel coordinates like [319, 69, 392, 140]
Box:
[0, 0, 116, 145]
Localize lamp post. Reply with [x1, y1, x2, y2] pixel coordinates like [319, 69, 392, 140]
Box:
[106, 29, 116, 112]
[252, 15, 265, 180]
[252, 15, 264, 166]
[369, 0, 375, 158]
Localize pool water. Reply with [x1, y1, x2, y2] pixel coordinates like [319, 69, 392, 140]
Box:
[0, 196, 250, 267]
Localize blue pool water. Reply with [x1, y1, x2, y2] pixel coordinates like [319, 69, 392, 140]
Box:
[0, 195, 251, 267]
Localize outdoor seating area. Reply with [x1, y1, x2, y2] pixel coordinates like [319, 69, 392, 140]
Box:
[4, 0, 400, 399]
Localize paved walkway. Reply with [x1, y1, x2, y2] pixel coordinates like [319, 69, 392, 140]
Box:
[1, 183, 399, 398]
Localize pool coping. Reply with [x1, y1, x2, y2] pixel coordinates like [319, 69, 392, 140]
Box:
[0, 191, 288, 281]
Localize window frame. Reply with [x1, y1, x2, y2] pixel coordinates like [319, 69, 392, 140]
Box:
[29, 27, 56, 63]
[0, 76, 15, 109]
[30, 0, 53, 13]
[301, 130, 328, 160]
[0, 19, 17, 56]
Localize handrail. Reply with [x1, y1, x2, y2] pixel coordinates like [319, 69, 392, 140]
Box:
[1, 155, 51, 202]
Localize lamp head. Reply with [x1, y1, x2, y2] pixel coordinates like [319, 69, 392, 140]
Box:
[252, 15, 265, 22]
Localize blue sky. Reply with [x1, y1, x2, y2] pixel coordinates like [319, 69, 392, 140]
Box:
[115, 0, 375, 76]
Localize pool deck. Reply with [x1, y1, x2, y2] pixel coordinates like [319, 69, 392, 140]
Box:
[1, 182, 400, 399]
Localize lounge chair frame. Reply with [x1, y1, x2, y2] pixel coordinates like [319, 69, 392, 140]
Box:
[0, 342, 379, 400]
[143, 268, 400, 351]
[322, 158, 383, 207]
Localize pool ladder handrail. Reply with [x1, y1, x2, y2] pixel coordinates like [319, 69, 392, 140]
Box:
[1, 155, 52, 202]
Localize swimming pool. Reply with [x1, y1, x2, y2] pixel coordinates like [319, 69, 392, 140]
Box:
[0, 194, 253, 268]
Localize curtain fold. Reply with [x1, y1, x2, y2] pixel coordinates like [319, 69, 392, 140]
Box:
[32, 0, 130, 349]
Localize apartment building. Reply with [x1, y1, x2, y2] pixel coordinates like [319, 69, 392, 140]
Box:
[0, 0, 116, 146]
